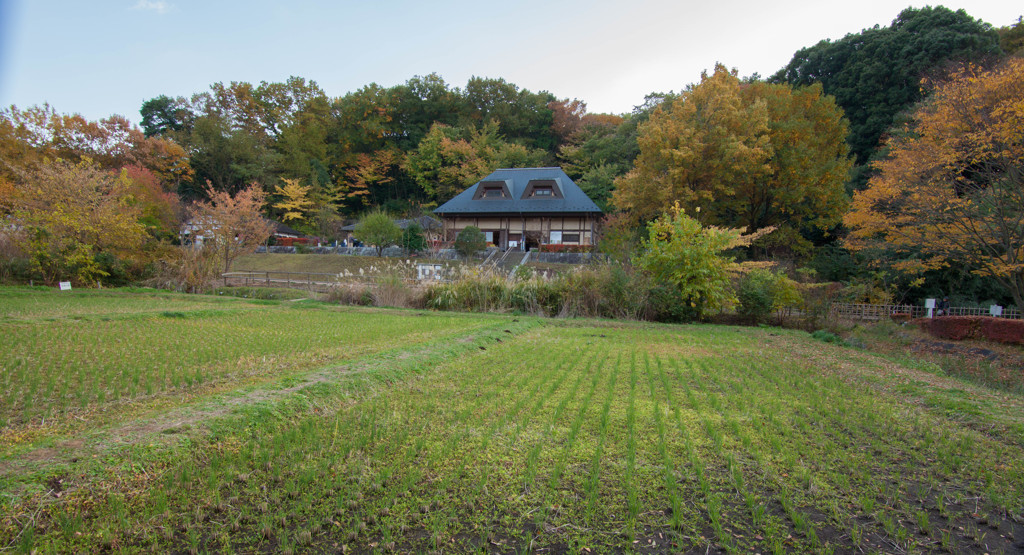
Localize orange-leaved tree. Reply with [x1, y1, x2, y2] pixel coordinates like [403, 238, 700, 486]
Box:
[189, 182, 274, 281]
[845, 58, 1024, 308]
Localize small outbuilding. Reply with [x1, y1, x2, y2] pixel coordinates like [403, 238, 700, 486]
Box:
[433, 167, 602, 251]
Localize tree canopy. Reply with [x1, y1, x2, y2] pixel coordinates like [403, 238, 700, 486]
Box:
[354, 210, 402, 257]
[772, 6, 1002, 170]
[845, 58, 1024, 308]
[614, 65, 851, 246]
[7, 158, 147, 285]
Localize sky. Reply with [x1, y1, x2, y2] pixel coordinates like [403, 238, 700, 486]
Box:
[0, 0, 1020, 125]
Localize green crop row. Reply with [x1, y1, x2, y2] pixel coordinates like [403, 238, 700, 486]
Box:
[4, 319, 1020, 553]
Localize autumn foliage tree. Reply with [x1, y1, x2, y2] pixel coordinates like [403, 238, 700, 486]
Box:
[273, 178, 314, 223]
[613, 65, 851, 250]
[8, 159, 146, 285]
[845, 58, 1024, 308]
[190, 183, 274, 280]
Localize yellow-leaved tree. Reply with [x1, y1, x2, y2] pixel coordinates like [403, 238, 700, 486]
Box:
[845, 58, 1024, 308]
[9, 158, 146, 285]
[613, 64, 851, 255]
[273, 178, 314, 223]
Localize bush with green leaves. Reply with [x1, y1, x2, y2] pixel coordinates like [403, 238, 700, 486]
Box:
[454, 226, 486, 258]
[354, 210, 402, 257]
[400, 222, 427, 254]
[634, 205, 760, 320]
[738, 268, 804, 323]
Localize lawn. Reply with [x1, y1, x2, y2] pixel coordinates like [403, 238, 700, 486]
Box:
[1, 288, 1022, 553]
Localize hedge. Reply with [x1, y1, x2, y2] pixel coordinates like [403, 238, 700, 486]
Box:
[917, 316, 1024, 345]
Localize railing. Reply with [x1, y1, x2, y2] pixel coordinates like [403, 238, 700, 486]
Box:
[829, 303, 1021, 321]
[223, 268, 448, 291]
[222, 271, 344, 292]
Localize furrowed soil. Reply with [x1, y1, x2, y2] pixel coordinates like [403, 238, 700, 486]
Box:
[1, 287, 1022, 553]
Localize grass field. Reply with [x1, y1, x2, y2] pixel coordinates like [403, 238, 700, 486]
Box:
[1, 287, 1022, 553]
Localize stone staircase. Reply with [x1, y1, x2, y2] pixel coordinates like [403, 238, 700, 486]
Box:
[498, 250, 529, 276]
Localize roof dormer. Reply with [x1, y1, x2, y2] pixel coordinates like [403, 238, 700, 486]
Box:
[521, 179, 564, 199]
[472, 180, 512, 200]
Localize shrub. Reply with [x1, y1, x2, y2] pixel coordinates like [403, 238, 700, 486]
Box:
[978, 318, 1024, 344]
[738, 270, 777, 323]
[400, 223, 427, 254]
[920, 316, 1024, 345]
[918, 316, 981, 341]
[737, 269, 804, 324]
[647, 283, 695, 323]
[354, 210, 402, 256]
[635, 204, 771, 320]
[324, 283, 374, 306]
[538, 244, 590, 253]
[423, 263, 653, 319]
[454, 226, 486, 259]
[811, 329, 848, 346]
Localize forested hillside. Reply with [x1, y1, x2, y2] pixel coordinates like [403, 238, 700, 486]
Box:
[2, 6, 1022, 309]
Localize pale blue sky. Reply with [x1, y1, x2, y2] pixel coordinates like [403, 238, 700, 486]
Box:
[1, 0, 1020, 124]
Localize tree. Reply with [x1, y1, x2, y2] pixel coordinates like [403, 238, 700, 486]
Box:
[454, 226, 486, 259]
[190, 182, 274, 280]
[737, 268, 802, 323]
[312, 205, 343, 242]
[773, 6, 1002, 171]
[404, 121, 546, 204]
[559, 111, 644, 211]
[461, 77, 556, 151]
[1, 104, 193, 188]
[400, 222, 427, 254]
[354, 209, 401, 256]
[635, 204, 770, 320]
[342, 149, 403, 211]
[845, 58, 1024, 308]
[738, 80, 852, 238]
[613, 65, 851, 244]
[8, 158, 146, 285]
[273, 178, 314, 223]
[140, 95, 189, 137]
[404, 124, 492, 203]
[614, 66, 770, 224]
[998, 17, 1024, 55]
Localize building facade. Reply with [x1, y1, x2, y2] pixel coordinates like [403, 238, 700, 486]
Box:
[434, 168, 603, 251]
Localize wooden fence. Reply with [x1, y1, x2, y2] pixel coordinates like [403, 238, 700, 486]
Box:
[221, 270, 439, 292]
[222, 271, 343, 292]
[829, 303, 1021, 321]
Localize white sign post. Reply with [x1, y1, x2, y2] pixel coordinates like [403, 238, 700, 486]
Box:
[990, 305, 1003, 317]
[925, 298, 936, 318]
[58, 281, 72, 291]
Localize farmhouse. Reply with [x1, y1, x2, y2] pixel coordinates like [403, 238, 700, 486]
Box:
[434, 167, 602, 251]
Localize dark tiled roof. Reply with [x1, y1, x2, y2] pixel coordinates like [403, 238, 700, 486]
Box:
[397, 216, 442, 230]
[270, 220, 304, 237]
[434, 168, 602, 215]
[340, 216, 441, 232]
